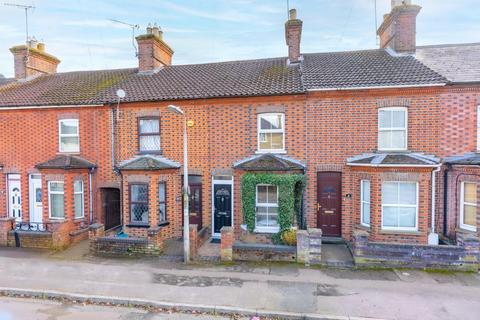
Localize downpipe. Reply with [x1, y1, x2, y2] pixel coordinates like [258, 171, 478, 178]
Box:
[428, 166, 441, 245]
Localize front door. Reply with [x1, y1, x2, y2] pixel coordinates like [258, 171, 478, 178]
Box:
[316, 172, 342, 237]
[102, 188, 121, 230]
[29, 174, 43, 224]
[8, 174, 22, 221]
[188, 184, 202, 230]
[212, 181, 233, 237]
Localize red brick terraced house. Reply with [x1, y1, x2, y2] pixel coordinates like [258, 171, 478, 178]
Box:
[0, 1, 479, 267]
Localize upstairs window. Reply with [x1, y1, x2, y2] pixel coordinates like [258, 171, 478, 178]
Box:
[130, 184, 149, 224]
[59, 119, 79, 153]
[256, 184, 279, 231]
[74, 180, 84, 219]
[460, 182, 477, 232]
[258, 113, 285, 152]
[378, 108, 407, 151]
[138, 117, 160, 153]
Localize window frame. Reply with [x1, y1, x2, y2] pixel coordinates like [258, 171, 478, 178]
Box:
[48, 181, 65, 220]
[137, 116, 161, 154]
[58, 119, 80, 153]
[129, 183, 149, 225]
[460, 181, 477, 232]
[378, 107, 408, 151]
[255, 184, 280, 232]
[158, 181, 167, 224]
[381, 181, 419, 231]
[360, 180, 371, 227]
[257, 113, 286, 153]
[73, 180, 84, 219]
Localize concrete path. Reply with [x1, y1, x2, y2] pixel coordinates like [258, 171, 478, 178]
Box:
[0, 297, 248, 319]
[0, 247, 479, 320]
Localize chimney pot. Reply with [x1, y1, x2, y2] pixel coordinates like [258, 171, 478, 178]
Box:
[136, 24, 174, 72]
[37, 42, 45, 52]
[146, 23, 153, 34]
[289, 8, 297, 20]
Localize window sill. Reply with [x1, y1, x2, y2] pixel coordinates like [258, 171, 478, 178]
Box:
[49, 218, 66, 222]
[57, 152, 80, 155]
[356, 224, 371, 231]
[74, 217, 86, 221]
[127, 223, 150, 228]
[457, 227, 477, 234]
[380, 229, 421, 235]
[254, 226, 280, 234]
[158, 221, 169, 227]
[137, 151, 162, 155]
[255, 150, 287, 155]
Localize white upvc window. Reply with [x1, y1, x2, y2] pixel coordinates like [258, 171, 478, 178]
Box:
[477, 105, 480, 151]
[48, 181, 65, 219]
[74, 180, 84, 219]
[378, 107, 407, 151]
[59, 119, 80, 153]
[257, 113, 285, 152]
[460, 182, 477, 232]
[255, 184, 279, 232]
[381, 181, 418, 231]
[360, 180, 371, 227]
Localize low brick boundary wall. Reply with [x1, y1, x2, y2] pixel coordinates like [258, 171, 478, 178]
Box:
[233, 242, 296, 262]
[189, 224, 210, 258]
[89, 223, 163, 257]
[352, 230, 480, 271]
[7, 230, 54, 249]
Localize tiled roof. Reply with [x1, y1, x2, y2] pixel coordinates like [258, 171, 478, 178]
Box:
[347, 153, 440, 167]
[444, 153, 480, 165]
[233, 153, 305, 171]
[36, 155, 97, 170]
[0, 77, 14, 87]
[0, 69, 135, 107]
[302, 49, 447, 90]
[119, 155, 181, 170]
[416, 43, 480, 83]
[0, 49, 449, 108]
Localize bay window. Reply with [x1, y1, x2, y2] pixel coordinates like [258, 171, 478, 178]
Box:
[360, 180, 371, 227]
[59, 119, 80, 153]
[382, 182, 418, 231]
[258, 113, 285, 152]
[378, 107, 407, 151]
[130, 184, 149, 224]
[48, 181, 65, 219]
[158, 182, 167, 223]
[256, 184, 279, 231]
[460, 182, 477, 231]
[74, 180, 84, 219]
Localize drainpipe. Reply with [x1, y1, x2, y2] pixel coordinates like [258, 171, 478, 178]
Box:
[89, 168, 94, 224]
[443, 164, 451, 237]
[428, 166, 441, 245]
[110, 105, 116, 171]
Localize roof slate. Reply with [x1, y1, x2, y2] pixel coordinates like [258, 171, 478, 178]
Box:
[347, 153, 440, 166]
[0, 48, 450, 108]
[119, 155, 181, 170]
[233, 153, 305, 171]
[36, 155, 97, 170]
[302, 49, 447, 90]
[416, 43, 480, 83]
[444, 153, 480, 165]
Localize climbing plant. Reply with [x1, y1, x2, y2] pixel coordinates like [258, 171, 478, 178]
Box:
[241, 173, 306, 233]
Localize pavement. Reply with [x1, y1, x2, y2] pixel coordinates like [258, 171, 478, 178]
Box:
[0, 244, 480, 320]
[0, 297, 248, 320]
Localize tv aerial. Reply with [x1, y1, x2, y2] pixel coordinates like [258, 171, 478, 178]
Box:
[109, 19, 140, 57]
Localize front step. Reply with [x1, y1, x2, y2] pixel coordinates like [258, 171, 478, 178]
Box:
[321, 236, 345, 244]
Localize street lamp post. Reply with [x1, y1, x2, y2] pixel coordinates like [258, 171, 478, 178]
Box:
[167, 105, 189, 263]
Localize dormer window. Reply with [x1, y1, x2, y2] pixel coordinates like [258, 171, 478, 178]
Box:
[378, 107, 407, 151]
[138, 117, 160, 153]
[257, 113, 285, 153]
[58, 119, 80, 153]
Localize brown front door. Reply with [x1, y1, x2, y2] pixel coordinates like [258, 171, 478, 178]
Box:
[316, 172, 342, 237]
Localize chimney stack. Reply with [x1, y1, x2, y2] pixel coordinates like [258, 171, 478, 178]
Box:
[285, 8, 303, 63]
[377, 0, 421, 54]
[136, 23, 174, 73]
[9, 38, 60, 80]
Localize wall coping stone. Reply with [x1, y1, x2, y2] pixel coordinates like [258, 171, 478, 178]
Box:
[233, 241, 296, 253]
[8, 230, 52, 237]
[89, 223, 104, 230]
[96, 236, 148, 244]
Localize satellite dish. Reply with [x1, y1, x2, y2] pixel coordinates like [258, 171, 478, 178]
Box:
[116, 89, 126, 99]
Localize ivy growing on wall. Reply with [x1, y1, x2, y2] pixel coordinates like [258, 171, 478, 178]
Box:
[241, 173, 306, 232]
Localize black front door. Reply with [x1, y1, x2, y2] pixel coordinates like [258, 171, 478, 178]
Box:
[213, 184, 232, 235]
[102, 188, 121, 230]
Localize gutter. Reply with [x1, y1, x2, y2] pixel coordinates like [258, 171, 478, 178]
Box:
[307, 83, 446, 92]
[347, 163, 441, 168]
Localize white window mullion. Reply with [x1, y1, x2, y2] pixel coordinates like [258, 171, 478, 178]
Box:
[477, 105, 480, 151]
